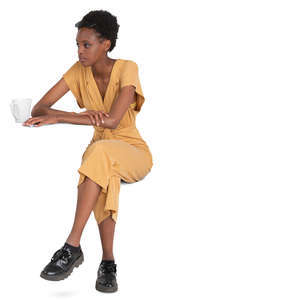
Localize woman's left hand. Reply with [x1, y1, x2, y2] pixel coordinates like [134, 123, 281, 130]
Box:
[22, 115, 58, 127]
[77, 110, 110, 126]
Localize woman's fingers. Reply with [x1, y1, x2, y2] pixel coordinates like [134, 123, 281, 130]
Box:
[96, 111, 108, 124]
[94, 113, 101, 126]
[93, 114, 99, 125]
[23, 118, 32, 125]
[23, 117, 40, 126]
[88, 111, 99, 125]
[90, 115, 96, 125]
[98, 112, 104, 124]
[102, 111, 110, 120]
[94, 112, 107, 126]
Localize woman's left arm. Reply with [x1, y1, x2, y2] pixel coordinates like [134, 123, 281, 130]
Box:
[108, 85, 136, 129]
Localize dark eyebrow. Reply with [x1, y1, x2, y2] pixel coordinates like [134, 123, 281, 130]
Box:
[76, 39, 91, 43]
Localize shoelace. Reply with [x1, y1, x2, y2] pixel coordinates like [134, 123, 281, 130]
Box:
[99, 263, 117, 274]
[51, 247, 72, 263]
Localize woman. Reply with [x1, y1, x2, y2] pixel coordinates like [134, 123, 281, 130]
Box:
[23, 10, 153, 293]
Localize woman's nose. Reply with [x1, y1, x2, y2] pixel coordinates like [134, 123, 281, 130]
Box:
[77, 46, 84, 54]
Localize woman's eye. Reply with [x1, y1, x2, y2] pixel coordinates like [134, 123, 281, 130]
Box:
[76, 43, 90, 48]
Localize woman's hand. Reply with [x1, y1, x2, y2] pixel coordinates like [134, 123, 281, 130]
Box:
[22, 115, 58, 127]
[77, 110, 110, 126]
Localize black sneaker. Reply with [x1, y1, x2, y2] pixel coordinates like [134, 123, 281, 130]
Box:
[40, 244, 84, 281]
[95, 261, 118, 292]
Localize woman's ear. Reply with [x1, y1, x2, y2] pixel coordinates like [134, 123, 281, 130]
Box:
[105, 39, 111, 52]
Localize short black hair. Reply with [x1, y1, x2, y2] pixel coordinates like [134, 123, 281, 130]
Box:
[75, 10, 120, 52]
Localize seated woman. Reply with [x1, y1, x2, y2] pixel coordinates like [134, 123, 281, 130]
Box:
[23, 9, 153, 293]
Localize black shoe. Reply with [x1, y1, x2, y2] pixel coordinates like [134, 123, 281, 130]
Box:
[40, 244, 84, 281]
[95, 261, 118, 293]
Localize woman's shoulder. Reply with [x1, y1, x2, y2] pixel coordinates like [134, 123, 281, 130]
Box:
[64, 60, 86, 77]
[63, 60, 84, 80]
[118, 59, 139, 74]
[119, 58, 138, 66]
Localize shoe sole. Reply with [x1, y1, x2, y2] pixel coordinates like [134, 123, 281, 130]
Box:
[40, 254, 84, 281]
[95, 280, 118, 293]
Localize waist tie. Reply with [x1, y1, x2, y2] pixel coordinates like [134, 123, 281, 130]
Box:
[93, 125, 138, 141]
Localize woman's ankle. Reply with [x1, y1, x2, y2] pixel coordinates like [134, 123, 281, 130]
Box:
[102, 255, 115, 261]
[66, 238, 80, 247]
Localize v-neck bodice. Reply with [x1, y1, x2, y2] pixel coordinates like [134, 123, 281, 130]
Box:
[89, 59, 120, 105]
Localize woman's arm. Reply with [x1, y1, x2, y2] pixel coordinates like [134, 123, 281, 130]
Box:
[57, 113, 115, 129]
[32, 105, 77, 118]
[23, 111, 113, 128]
[31, 77, 72, 118]
[29, 77, 114, 129]
[32, 94, 113, 127]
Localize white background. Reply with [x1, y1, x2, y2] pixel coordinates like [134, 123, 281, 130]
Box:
[1, 0, 300, 299]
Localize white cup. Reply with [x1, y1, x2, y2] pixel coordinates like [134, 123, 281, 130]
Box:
[10, 98, 32, 123]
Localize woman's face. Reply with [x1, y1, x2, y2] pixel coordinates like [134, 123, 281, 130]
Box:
[76, 27, 111, 66]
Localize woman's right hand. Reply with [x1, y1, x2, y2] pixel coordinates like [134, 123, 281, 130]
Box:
[77, 110, 110, 126]
[22, 115, 59, 127]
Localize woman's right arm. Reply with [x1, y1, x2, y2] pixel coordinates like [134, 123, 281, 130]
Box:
[32, 77, 77, 118]
[31, 77, 93, 125]
[30, 77, 112, 128]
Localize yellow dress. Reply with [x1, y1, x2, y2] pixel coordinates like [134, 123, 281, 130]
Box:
[62, 59, 153, 224]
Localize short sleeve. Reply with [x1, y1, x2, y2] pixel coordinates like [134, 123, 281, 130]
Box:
[62, 61, 84, 109]
[120, 60, 145, 113]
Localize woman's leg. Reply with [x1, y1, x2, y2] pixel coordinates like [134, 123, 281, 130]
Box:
[98, 215, 116, 260]
[66, 176, 102, 246]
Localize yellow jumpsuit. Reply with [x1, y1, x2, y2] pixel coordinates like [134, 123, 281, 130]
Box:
[62, 59, 153, 224]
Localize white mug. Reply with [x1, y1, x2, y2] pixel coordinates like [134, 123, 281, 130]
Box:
[10, 98, 32, 123]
